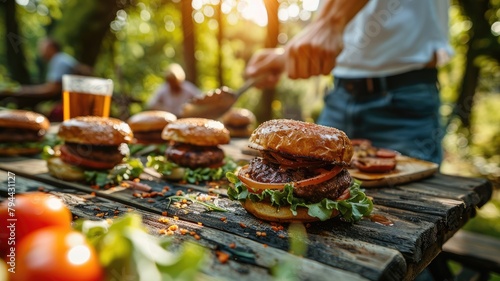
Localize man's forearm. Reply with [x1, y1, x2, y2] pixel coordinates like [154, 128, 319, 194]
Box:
[317, 0, 369, 30]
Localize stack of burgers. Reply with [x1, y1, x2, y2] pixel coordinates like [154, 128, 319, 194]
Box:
[0, 110, 50, 156]
[147, 117, 235, 182]
[228, 119, 373, 223]
[46, 116, 133, 181]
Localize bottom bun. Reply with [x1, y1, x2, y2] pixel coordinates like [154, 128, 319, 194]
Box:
[0, 147, 41, 156]
[46, 157, 86, 181]
[242, 200, 339, 223]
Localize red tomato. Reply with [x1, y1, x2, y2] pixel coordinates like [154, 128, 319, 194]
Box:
[375, 149, 398, 159]
[60, 145, 115, 170]
[12, 227, 103, 281]
[355, 157, 397, 173]
[0, 192, 72, 256]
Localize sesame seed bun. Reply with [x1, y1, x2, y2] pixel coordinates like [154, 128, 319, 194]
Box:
[127, 111, 177, 132]
[221, 108, 255, 138]
[161, 118, 230, 146]
[248, 119, 353, 164]
[0, 110, 49, 131]
[58, 116, 133, 146]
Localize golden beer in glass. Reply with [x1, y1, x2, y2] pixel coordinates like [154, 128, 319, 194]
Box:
[62, 75, 113, 120]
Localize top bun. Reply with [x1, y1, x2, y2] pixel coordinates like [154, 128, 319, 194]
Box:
[127, 110, 177, 132]
[162, 118, 230, 146]
[221, 108, 256, 127]
[0, 110, 50, 131]
[248, 119, 353, 164]
[58, 116, 133, 145]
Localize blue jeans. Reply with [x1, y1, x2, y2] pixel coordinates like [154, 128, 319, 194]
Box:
[317, 75, 443, 164]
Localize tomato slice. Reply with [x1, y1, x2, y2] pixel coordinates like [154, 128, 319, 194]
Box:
[60, 145, 115, 170]
[355, 157, 396, 173]
[237, 165, 343, 191]
[375, 149, 398, 158]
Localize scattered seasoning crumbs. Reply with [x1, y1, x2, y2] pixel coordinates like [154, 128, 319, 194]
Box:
[133, 178, 140, 182]
[239, 222, 247, 228]
[176, 190, 184, 196]
[180, 228, 188, 235]
[113, 210, 120, 215]
[194, 234, 201, 240]
[173, 216, 179, 220]
[166, 230, 174, 236]
[197, 222, 203, 226]
[162, 186, 170, 192]
[147, 199, 155, 203]
[127, 208, 134, 212]
[278, 234, 286, 239]
[94, 207, 101, 211]
[121, 182, 129, 187]
[162, 211, 168, 216]
[37, 187, 45, 191]
[181, 204, 188, 208]
[190, 231, 196, 236]
[216, 251, 230, 264]
[91, 185, 99, 190]
[220, 217, 227, 223]
[158, 217, 169, 224]
[229, 243, 236, 249]
[263, 244, 268, 248]
[168, 225, 178, 231]
[90, 192, 96, 196]
[73, 216, 79, 220]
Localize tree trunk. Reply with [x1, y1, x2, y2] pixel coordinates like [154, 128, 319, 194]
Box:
[52, 0, 123, 67]
[216, 2, 224, 87]
[453, 0, 494, 129]
[3, 1, 31, 84]
[181, 0, 197, 85]
[258, 0, 280, 123]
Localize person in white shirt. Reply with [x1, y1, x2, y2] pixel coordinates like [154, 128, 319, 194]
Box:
[245, 0, 451, 164]
[147, 63, 202, 117]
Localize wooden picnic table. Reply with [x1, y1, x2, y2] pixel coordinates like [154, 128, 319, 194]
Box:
[0, 140, 493, 281]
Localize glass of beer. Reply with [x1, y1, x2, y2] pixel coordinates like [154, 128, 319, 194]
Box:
[62, 75, 113, 120]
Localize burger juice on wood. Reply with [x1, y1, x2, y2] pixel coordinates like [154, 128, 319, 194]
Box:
[227, 119, 373, 223]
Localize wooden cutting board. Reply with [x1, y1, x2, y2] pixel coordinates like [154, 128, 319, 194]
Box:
[349, 156, 439, 187]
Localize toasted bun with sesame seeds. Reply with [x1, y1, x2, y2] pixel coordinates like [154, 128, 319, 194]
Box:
[161, 118, 230, 147]
[248, 119, 353, 165]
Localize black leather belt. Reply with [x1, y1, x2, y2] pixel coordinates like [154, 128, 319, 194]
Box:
[335, 68, 438, 96]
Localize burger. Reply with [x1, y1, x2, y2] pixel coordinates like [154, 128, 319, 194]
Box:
[0, 109, 50, 156]
[220, 108, 256, 138]
[227, 119, 373, 223]
[147, 118, 236, 182]
[127, 110, 177, 144]
[46, 116, 133, 181]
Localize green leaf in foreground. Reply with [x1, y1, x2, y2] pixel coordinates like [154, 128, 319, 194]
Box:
[227, 172, 373, 222]
[76, 213, 207, 281]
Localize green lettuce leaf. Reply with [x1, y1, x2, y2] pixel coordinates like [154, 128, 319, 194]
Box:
[84, 158, 144, 187]
[226, 172, 373, 222]
[147, 155, 238, 183]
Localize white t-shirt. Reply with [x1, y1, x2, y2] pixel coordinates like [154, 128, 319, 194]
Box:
[334, 0, 452, 78]
[146, 81, 201, 117]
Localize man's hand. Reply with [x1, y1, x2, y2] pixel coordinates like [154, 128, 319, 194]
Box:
[245, 48, 285, 89]
[285, 17, 344, 79]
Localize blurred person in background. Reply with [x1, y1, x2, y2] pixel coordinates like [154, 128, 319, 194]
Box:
[245, 0, 451, 164]
[147, 63, 202, 117]
[0, 37, 90, 121]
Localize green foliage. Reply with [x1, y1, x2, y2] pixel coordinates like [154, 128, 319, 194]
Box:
[74, 213, 207, 281]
